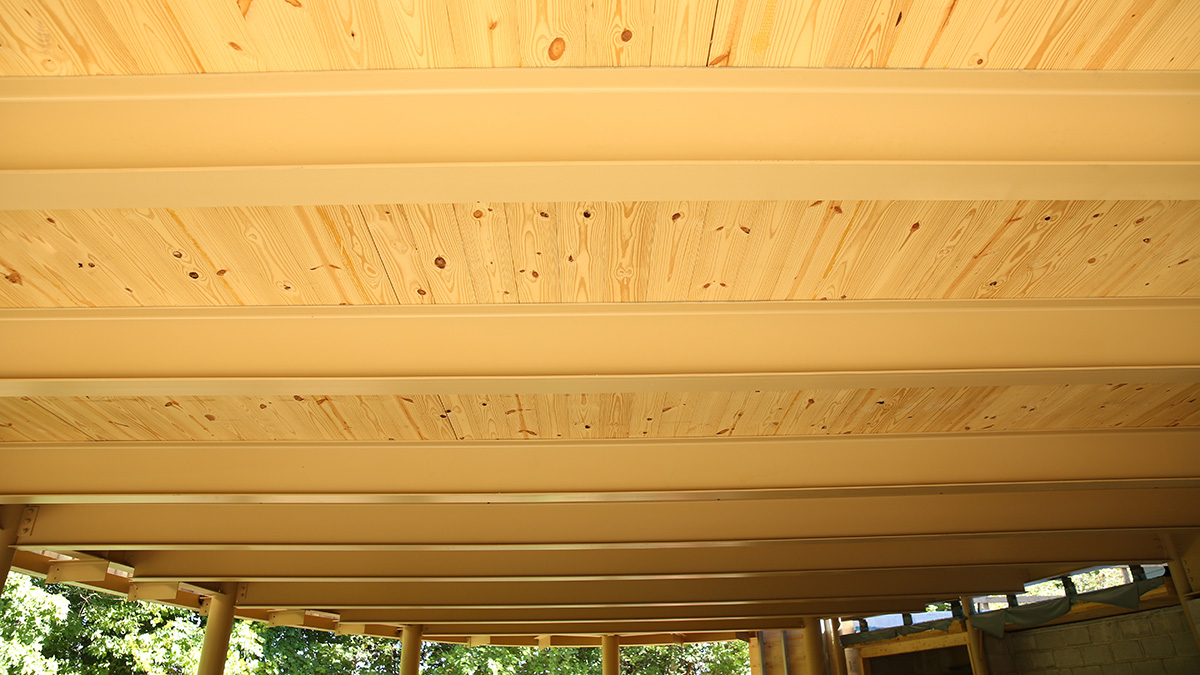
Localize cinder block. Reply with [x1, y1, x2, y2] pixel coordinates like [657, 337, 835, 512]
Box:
[1075, 666, 1104, 675]
[1111, 640, 1145, 662]
[1082, 644, 1115, 666]
[1090, 622, 1122, 644]
[1169, 633, 1198, 656]
[1015, 652, 1036, 672]
[1141, 635, 1177, 659]
[1101, 663, 1134, 675]
[1010, 632, 1038, 653]
[1064, 625, 1095, 646]
[1147, 609, 1188, 636]
[1054, 648, 1084, 668]
[1030, 650, 1057, 670]
[987, 644, 1016, 674]
[1119, 619, 1156, 640]
[1161, 655, 1200, 675]
[1128, 661, 1166, 675]
[1036, 630, 1070, 650]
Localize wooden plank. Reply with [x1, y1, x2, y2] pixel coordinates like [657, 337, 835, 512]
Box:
[858, 630, 968, 659]
[3, 0, 1198, 75]
[3, 200, 1199, 309]
[709, 0, 1200, 69]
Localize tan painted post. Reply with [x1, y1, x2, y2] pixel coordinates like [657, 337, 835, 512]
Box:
[602, 635, 620, 675]
[825, 619, 848, 675]
[1161, 534, 1200, 652]
[960, 597, 991, 675]
[0, 506, 20, 598]
[801, 618, 826, 675]
[401, 625, 424, 675]
[196, 585, 237, 675]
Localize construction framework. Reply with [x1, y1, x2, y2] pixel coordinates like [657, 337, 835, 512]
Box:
[1, 0, 1199, 673]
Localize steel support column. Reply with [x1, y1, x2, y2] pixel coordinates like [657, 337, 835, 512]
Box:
[401, 625, 424, 675]
[0, 505, 21, 599]
[801, 618, 825, 675]
[197, 585, 237, 675]
[602, 635, 620, 675]
[824, 619, 848, 675]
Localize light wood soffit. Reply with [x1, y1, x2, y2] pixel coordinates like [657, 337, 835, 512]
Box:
[1, 69, 1198, 207]
[2, 0, 1197, 75]
[3, 201, 1198, 310]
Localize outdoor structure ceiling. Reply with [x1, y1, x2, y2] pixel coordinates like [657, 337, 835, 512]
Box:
[1, 0, 1199, 649]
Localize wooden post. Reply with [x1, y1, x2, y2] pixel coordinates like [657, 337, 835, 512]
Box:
[960, 597, 991, 675]
[825, 619, 848, 675]
[748, 636, 764, 675]
[602, 635, 620, 675]
[401, 625, 424, 675]
[1161, 534, 1200, 652]
[196, 585, 237, 675]
[802, 618, 826, 675]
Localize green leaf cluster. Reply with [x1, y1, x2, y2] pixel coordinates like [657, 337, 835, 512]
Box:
[1, 576, 749, 675]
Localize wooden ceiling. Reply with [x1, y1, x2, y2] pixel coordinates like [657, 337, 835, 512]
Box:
[1, 0, 1199, 647]
[2, 0, 1198, 74]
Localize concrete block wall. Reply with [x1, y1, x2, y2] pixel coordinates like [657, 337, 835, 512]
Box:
[984, 605, 1200, 675]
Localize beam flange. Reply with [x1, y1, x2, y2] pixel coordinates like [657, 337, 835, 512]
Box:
[1, 68, 1197, 207]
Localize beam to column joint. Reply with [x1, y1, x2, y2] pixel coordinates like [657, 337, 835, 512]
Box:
[197, 584, 237, 675]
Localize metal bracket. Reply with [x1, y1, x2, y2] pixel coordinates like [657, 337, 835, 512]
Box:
[17, 506, 38, 538]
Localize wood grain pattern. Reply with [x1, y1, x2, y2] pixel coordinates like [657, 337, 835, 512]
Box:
[0, 206, 396, 307]
[4, 200, 1198, 307]
[1, 0, 1195, 75]
[2, 382, 1197, 442]
[708, 0, 1200, 68]
[0, 394, 455, 442]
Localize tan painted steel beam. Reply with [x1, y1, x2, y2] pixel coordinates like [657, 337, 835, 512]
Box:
[1, 301, 1197, 397]
[13, 489, 1199, 550]
[119, 531, 1172, 581]
[2, 430, 1195, 504]
[386, 618, 811, 636]
[318, 599, 970, 625]
[1, 69, 1197, 208]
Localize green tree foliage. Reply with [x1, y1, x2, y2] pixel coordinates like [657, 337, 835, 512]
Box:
[1, 575, 749, 675]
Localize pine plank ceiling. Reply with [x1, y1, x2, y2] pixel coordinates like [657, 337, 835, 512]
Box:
[1, 0, 1198, 644]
